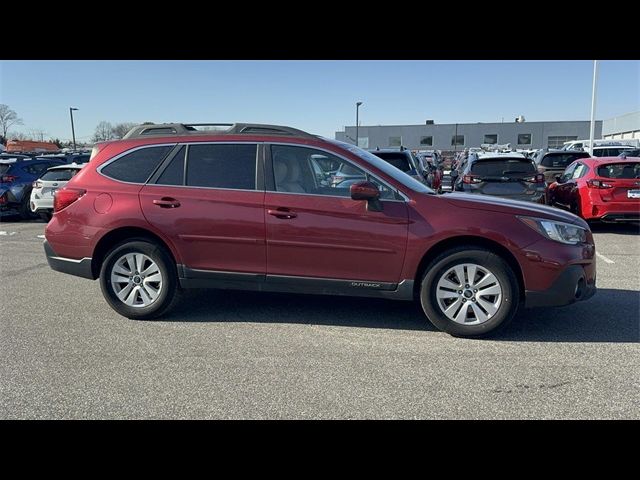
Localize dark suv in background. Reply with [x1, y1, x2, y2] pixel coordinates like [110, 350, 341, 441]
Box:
[44, 122, 596, 337]
[534, 150, 591, 184]
[1, 155, 66, 219]
[454, 152, 546, 203]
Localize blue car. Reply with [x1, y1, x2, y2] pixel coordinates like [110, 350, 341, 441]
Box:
[0, 155, 67, 219]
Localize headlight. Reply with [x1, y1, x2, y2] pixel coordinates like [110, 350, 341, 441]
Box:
[519, 216, 587, 245]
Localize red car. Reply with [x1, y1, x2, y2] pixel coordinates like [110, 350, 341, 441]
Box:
[44, 123, 596, 337]
[548, 156, 640, 223]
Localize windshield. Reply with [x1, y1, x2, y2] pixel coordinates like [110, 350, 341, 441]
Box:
[326, 139, 433, 194]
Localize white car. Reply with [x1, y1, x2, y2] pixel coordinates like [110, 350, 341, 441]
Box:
[30, 163, 84, 221]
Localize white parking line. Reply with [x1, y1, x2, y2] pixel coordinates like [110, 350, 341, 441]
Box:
[37, 235, 45, 239]
[596, 252, 615, 264]
[0, 231, 17, 236]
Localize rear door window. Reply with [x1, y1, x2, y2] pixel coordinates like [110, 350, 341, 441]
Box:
[186, 143, 257, 190]
[101, 145, 173, 183]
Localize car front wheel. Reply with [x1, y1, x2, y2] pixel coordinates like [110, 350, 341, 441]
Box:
[99, 240, 180, 320]
[419, 247, 519, 337]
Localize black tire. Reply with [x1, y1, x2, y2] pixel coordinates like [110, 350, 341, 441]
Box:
[38, 212, 52, 222]
[419, 246, 520, 337]
[19, 190, 37, 220]
[99, 239, 181, 320]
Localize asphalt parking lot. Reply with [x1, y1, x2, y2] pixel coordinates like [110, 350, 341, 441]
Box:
[0, 217, 638, 419]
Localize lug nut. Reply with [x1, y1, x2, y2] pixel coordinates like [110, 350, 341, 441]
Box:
[458, 290, 463, 294]
[472, 298, 476, 302]
[474, 289, 478, 293]
[462, 298, 466, 303]
[465, 284, 470, 288]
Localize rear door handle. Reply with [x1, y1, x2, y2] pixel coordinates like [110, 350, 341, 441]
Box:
[267, 207, 297, 219]
[153, 197, 181, 208]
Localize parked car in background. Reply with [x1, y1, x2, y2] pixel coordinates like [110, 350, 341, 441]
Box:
[37, 152, 91, 164]
[331, 147, 428, 189]
[44, 122, 596, 338]
[369, 148, 428, 184]
[534, 150, 591, 184]
[453, 152, 546, 203]
[590, 145, 635, 157]
[30, 163, 85, 221]
[620, 149, 640, 158]
[547, 156, 640, 223]
[1, 156, 66, 219]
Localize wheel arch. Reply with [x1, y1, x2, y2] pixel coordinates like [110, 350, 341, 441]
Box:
[91, 226, 179, 279]
[413, 235, 525, 303]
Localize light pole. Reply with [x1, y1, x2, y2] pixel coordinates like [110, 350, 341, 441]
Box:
[69, 107, 78, 151]
[588, 60, 599, 156]
[355, 102, 363, 147]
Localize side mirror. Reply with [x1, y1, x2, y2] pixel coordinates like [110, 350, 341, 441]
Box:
[350, 181, 383, 212]
[555, 175, 563, 183]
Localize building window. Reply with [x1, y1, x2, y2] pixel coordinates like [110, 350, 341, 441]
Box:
[389, 136, 402, 147]
[357, 137, 369, 149]
[420, 136, 433, 146]
[483, 134, 498, 144]
[451, 135, 465, 146]
[518, 134, 532, 145]
[547, 135, 578, 149]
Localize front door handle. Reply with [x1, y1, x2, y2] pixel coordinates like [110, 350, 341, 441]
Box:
[267, 207, 297, 219]
[153, 197, 181, 208]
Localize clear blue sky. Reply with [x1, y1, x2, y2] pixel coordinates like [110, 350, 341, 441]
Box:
[1, 60, 638, 142]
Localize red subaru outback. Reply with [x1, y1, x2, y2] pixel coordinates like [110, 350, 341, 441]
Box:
[44, 123, 596, 337]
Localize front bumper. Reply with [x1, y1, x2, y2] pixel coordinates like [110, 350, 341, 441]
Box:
[525, 264, 596, 308]
[44, 240, 94, 280]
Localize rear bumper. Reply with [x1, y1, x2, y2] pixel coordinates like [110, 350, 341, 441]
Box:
[525, 264, 596, 308]
[44, 240, 94, 280]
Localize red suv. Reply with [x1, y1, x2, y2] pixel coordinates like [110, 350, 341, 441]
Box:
[44, 123, 597, 337]
[548, 156, 640, 222]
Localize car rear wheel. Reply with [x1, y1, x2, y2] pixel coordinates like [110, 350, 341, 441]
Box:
[419, 247, 519, 337]
[99, 240, 180, 320]
[19, 191, 37, 220]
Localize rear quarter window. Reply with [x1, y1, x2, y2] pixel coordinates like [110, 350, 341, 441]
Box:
[100, 145, 173, 183]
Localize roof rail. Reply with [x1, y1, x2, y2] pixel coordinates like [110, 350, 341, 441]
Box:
[122, 123, 317, 140]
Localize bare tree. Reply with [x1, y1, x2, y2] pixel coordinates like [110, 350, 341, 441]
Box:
[29, 129, 48, 142]
[11, 132, 29, 141]
[111, 122, 137, 139]
[0, 104, 23, 139]
[93, 121, 114, 142]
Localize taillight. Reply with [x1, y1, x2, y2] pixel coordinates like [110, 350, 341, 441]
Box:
[587, 179, 613, 189]
[1, 175, 17, 183]
[463, 175, 482, 184]
[53, 187, 86, 212]
[525, 173, 546, 183]
[33, 181, 43, 188]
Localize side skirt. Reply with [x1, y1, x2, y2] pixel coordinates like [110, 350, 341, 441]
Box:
[177, 265, 414, 301]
